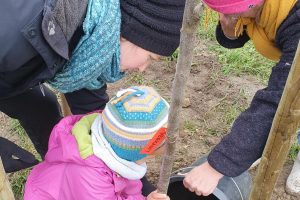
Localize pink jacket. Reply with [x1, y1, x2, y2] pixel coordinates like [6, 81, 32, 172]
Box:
[24, 114, 146, 200]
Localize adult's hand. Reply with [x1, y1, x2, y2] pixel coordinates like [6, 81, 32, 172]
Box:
[219, 13, 239, 40]
[0, 137, 39, 173]
[183, 161, 224, 196]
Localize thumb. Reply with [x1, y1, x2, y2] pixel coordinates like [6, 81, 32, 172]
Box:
[152, 192, 168, 199]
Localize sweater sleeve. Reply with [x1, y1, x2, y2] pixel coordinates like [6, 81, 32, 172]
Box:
[208, 9, 300, 177]
[215, 22, 250, 49]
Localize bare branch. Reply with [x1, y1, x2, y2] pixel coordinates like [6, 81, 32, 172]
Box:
[156, 1, 204, 194]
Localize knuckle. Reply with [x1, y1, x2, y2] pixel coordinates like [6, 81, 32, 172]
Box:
[202, 191, 210, 196]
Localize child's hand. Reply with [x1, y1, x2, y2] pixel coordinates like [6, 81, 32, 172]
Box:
[183, 161, 224, 196]
[147, 191, 170, 200]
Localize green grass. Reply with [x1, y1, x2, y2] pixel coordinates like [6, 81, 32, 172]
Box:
[209, 43, 273, 83]
[9, 120, 38, 199]
[184, 120, 198, 136]
[127, 72, 145, 85]
[214, 96, 246, 131]
[10, 169, 31, 199]
[197, 9, 273, 84]
[165, 48, 180, 62]
[197, 8, 219, 41]
[202, 85, 249, 137]
[289, 141, 300, 161]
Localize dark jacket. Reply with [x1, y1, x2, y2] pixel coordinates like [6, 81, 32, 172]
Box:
[208, 1, 300, 177]
[0, 0, 87, 99]
[0, 0, 185, 100]
[0, 0, 84, 99]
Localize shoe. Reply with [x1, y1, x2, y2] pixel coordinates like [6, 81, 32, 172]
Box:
[286, 151, 300, 197]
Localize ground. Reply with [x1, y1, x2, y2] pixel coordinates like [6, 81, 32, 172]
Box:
[0, 38, 298, 199]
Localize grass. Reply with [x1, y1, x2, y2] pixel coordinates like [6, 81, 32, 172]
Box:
[9, 120, 38, 199]
[197, 9, 273, 84]
[289, 141, 300, 161]
[127, 72, 145, 85]
[209, 43, 273, 83]
[197, 8, 219, 41]
[165, 48, 180, 62]
[205, 93, 247, 136]
[184, 120, 198, 136]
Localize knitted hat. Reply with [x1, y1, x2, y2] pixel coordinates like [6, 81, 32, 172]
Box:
[120, 0, 185, 56]
[101, 86, 169, 161]
[203, 0, 263, 14]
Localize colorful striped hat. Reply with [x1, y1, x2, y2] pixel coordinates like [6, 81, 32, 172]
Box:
[101, 86, 169, 161]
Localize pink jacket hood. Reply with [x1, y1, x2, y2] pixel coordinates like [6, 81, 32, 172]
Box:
[24, 114, 146, 200]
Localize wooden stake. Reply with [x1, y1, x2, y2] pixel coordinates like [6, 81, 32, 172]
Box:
[0, 158, 15, 200]
[156, 1, 204, 194]
[250, 41, 300, 200]
[60, 93, 72, 117]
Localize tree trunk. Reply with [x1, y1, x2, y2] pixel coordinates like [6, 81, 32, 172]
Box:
[156, 0, 204, 194]
[250, 41, 300, 200]
[0, 158, 15, 200]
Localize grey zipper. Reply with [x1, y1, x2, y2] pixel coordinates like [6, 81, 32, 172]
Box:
[39, 82, 45, 96]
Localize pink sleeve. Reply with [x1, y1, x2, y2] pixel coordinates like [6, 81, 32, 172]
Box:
[63, 164, 146, 200]
[116, 193, 146, 200]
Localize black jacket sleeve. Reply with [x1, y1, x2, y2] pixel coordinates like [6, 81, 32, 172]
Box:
[215, 22, 250, 49]
[208, 6, 300, 177]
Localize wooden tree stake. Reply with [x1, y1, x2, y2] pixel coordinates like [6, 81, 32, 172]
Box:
[0, 158, 15, 200]
[250, 41, 300, 200]
[60, 93, 72, 117]
[156, 1, 204, 194]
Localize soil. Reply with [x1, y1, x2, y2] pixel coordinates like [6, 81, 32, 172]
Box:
[0, 39, 298, 199]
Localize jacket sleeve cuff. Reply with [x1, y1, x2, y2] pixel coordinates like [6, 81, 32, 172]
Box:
[207, 149, 247, 177]
[215, 23, 250, 49]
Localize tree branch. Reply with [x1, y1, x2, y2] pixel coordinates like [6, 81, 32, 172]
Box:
[156, 0, 204, 194]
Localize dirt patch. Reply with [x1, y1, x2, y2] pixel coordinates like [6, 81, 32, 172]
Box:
[271, 160, 297, 200]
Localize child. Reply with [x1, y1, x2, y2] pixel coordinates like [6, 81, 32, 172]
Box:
[24, 86, 170, 200]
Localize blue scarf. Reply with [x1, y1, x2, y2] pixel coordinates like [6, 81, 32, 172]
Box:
[48, 0, 124, 93]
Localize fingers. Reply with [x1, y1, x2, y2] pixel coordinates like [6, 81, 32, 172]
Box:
[147, 190, 170, 200]
[183, 176, 216, 196]
[152, 193, 169, 199]
[183, 162, 223, 197]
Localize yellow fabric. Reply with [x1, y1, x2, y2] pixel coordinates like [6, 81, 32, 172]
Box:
[72, 113, 98, 159]
[235, 0, 297, 61]
[204, 6, 213, 29]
